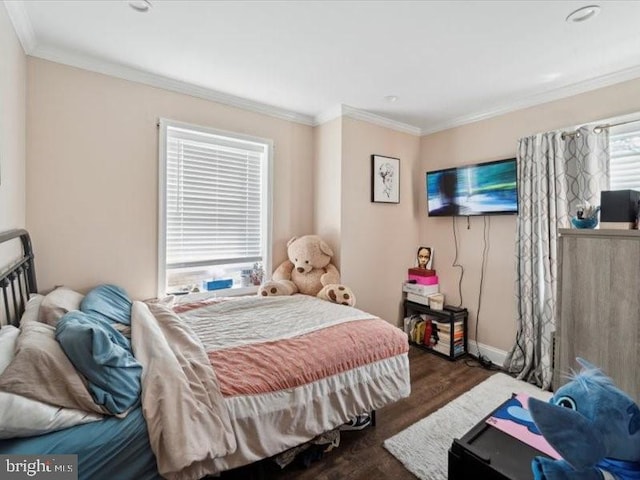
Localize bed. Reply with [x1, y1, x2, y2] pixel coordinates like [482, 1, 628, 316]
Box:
[0, 229, 411, 479]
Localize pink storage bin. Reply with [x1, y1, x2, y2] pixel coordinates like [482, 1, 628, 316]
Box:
[408, 274, 439, 285]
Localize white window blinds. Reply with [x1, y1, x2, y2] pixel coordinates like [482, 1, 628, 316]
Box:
[610, 125, 640, 191]
[164, 124, 269, 270]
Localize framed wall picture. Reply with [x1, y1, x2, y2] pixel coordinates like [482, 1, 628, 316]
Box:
[416, 246, 434, 269]
[371, 154, 400, 204]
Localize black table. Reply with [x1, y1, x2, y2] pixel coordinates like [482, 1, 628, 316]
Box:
[448, 396, 552, 480]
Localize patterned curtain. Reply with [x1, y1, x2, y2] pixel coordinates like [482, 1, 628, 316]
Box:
[504, 126, 609, 389]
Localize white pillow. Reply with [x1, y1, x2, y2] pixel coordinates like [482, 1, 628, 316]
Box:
[0, 314, 102, 439]
[38, 288, 84, 326]
[0, 325, 20, 374]
[0, 392, 102, 439]
[21, 294, 44, 325]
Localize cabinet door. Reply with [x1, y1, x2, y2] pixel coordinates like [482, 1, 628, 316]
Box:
[556, 235, 640, 400]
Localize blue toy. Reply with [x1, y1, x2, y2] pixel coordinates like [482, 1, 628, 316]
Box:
[528, 358, 640, 480]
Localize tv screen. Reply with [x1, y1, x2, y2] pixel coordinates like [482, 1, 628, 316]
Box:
[426, 158, 518, 216]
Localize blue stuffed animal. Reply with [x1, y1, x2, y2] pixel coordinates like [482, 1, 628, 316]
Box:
[528, 358, 640, 480]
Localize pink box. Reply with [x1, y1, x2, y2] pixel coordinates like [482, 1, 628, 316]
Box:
[408, 274, 439, 285]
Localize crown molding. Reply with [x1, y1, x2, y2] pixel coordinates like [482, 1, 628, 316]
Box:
[341, 105, 422, 136]
[322, 105, 422, 136]
[4, 0, 37, 54]
[29, 44, 316, 126]
[314, 104, 423, 136]
[29, 41, 426, 134]
[420, 63, 640, 136]
[314, 104, 344, 126]
[12, 0, 640, 138]
[24, 42, 640, 137]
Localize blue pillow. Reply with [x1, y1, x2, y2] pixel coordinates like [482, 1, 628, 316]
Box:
[56, 312, 142, 415]
[80, 284, 132, 325]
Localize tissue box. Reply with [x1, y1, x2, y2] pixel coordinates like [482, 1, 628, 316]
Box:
[205, 279, 233, 291]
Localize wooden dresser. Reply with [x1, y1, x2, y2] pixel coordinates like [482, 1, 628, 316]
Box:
[554, 229, 640, 400]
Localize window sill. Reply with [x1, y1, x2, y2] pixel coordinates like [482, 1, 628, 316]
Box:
[168, 285, 260, 301]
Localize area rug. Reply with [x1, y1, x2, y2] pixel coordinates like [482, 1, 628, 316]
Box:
[383, 372, 552, 480]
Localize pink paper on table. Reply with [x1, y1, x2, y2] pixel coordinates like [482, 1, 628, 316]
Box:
[486, 393, 562, 460]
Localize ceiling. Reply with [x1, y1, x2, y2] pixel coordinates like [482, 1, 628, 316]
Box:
[6, 0, 640, 134]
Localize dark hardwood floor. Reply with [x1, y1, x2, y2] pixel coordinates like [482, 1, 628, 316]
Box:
[223, 347, 495, 480]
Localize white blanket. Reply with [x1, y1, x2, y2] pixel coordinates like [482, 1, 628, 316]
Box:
[178, 294, 372, 350]
[131, 301, 236, 480]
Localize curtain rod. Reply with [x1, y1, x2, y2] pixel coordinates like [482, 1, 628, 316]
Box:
[593, 117, 640, 133]
[561, 117, 640, 139]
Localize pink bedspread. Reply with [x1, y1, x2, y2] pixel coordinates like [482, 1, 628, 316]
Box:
[208, 319, 409, 396]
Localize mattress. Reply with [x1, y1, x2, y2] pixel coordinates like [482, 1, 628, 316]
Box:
[0, 294, 410, 477]
[0, 407, 159, 480]
[176, 294, 411, 470]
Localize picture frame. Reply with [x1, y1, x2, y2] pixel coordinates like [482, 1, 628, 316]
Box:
[371, 154, 400, 204]
[416, 246, 434, 270]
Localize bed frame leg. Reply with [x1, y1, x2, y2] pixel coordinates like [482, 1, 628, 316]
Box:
[370, 410, 376, 427]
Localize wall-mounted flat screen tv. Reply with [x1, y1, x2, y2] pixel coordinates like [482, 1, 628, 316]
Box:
[426, 158, 518, 217]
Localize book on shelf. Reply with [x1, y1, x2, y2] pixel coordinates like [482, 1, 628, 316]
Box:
[432, 320, 464, 333]
[403, 313, 466, 356]
[405, 315, 434, 346]
[433, 323, 464, 333]
[436, 333, 464, 344]
[431, 342, 463, 356]
[416, 321, 427, 344]
[434, 334, 463, 346]
[435, 328, 464, 339]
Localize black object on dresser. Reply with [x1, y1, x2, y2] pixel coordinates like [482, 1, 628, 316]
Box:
[600, 189, 640, 223]
[403, 301, 468, 361]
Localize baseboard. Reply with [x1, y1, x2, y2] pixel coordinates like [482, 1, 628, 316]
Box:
[467, 340, 508, 368]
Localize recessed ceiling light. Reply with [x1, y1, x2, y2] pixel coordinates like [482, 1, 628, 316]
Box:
[384, 95, 399, 103]
[129, 0, 152, 13]
[541, 72, 562, 82]
[566, 5, 600, 23]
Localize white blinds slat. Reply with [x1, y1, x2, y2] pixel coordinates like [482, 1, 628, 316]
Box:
[610, 130, 640, 192]
[165, 124, 267, 268]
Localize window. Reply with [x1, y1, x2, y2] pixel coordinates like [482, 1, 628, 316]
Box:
[158, 119, 272, 296]
[610, 124, 640, 191]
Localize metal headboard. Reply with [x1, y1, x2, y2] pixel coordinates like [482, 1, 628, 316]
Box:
[0, 229, 37, 328]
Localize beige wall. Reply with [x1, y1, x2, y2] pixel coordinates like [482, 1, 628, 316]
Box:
[313, 118, 342, 266]
[26, 58, 314, 299]
[341, 118, 421, 325]
[0, 3, 26, 233]
[21, 46, 640, 347]
[420, 76, 640, 352]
